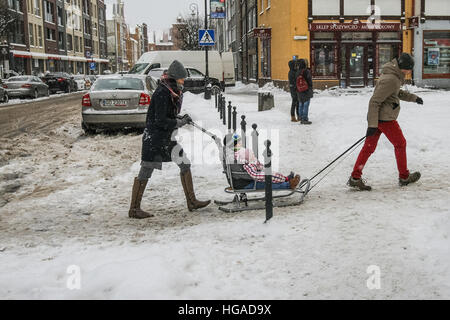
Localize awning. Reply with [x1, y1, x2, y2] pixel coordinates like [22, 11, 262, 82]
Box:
[11, 50, 32, 58]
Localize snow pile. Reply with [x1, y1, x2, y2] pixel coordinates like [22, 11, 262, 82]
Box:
[0, 82, 449, 299]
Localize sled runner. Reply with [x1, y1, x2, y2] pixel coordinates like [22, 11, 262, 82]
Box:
[214, 145, 311, 213]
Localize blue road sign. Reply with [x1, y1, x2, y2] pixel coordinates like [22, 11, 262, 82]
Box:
[89, 62, 96, 70]
[198, 29, 215, 46]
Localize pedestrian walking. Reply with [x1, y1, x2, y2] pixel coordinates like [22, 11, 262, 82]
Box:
[288, 59, 300, 122]
[348, 53, 424, 191]
[295, 59, 314, 124]
[128, 60, 211, 219]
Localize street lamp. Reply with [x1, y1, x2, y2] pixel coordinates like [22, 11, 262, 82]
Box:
[190, 2, 199, 27]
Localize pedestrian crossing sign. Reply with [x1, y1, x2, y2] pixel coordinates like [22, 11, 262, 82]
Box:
[198, 29, 215, 46]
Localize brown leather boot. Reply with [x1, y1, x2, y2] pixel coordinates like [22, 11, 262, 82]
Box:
[291, 115, 299, 122]
[180, 169, 211, 212]
[129, 177, 154, 219]
[289, 175, 301, 190]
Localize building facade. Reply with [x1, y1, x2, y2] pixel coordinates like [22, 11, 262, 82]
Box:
[107, 0, 128, 72]
[2, 0, 109, 76]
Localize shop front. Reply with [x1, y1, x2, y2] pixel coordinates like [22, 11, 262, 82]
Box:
[309, 21, 403, 88]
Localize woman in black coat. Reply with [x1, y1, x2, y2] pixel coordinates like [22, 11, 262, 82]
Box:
[128, 60, 211, 219]
[295, 59, 314, 125]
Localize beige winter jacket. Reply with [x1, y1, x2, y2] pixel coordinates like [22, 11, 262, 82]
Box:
[367, 59, 418, 128]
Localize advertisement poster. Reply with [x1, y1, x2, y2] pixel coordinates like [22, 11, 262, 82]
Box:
[428, 48, 440, 66]
[211, 0, 226, 19]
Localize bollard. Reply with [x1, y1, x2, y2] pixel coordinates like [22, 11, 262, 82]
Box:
[218, 94, 222, 113]
[232, 107, 237, 133]
[263, 140, 273, 223]
[215, 90, 218, 109]
[222, 97, 226, 126]
[227, 102, 232, 131]
[240, 115, 247, 148]
[251, 123, 259, 160]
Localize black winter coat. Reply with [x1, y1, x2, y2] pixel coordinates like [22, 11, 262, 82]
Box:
[295, 68, 314, 103]
[288, 60, 297, 99]
[141, 80, 184, 162]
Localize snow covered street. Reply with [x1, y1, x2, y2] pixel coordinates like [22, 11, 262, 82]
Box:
[0, 83, 449, 299]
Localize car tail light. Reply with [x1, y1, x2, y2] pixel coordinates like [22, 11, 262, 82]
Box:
[82, 93, 92, 107]
[57, 78, 65, 82]
[22, 84, 32, 88]
[2, 84, 7, 89]
[139, 93, 151, 107]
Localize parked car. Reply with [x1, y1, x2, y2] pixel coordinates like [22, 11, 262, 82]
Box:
[87, 75, 97, 85]
[149, 67, 222, 95]
[73, 75, 89, 91]
[0, 79, 9, 103]
[42, 72, 75, 94]
[81, 74, 157, 133]
[4, 76, 49, 99]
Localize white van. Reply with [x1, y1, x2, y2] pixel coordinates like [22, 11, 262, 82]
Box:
[221, 51, 236, 87]
[129, 50, 226, 87]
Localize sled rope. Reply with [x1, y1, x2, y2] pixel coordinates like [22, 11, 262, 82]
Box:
[307, 136, 366, 192]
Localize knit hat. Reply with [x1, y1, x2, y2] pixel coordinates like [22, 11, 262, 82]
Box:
[397, 53, 415, 70]
[167, 60, 188, 79]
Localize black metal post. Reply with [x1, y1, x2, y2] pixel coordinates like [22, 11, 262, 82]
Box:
[215, 90, 218, 109]
[204, 0, 209, 78]
[240, 115, 247, 148]
[222, 98, 226, 126]
[251, 123, 259, 160]
[232, 107, 237, 133]
[219, 96, 223, 119]
[227, 101, 232, 131]
[264, 140, 273, 223]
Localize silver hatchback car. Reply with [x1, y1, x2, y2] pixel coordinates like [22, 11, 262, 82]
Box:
[81, 74, 157, 133]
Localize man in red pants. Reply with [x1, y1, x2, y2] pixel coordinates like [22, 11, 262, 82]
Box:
[348, 53, 424, 191]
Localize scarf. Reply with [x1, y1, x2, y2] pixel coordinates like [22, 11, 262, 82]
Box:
[160, 74, 183, 114]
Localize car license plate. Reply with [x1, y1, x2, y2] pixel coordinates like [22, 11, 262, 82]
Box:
[103, 99, 128, 106]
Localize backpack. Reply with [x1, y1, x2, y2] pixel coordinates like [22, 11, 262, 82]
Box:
[296, 69, 309, 93]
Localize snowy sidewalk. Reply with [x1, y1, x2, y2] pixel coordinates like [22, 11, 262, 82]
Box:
[0, 83, 449, 299]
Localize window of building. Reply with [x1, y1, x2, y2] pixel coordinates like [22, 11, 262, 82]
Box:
[44, 1, 54, 23]
[46, 28, 56, 41]
[423, 31, 450, 77]
[34, 0, 40, 16]
[312, 0, 340, 16]
[344, 0, 370, 16]
[377, 32, 400, 41]
[74, 36, 79, 52]
[38, 26, 43, 47]
[424, 0, 450, 16]
[374, 0, 401, 16]
[58, 31, 65, 49]
[261, 39, 271, 78]
[312, 44, 336, 77]
[57, 6, 64, 26]
[67, 34, 73, 51]
[29, 23, 34, 47]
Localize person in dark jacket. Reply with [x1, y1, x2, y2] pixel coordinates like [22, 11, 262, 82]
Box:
[288, 59, 300, 122]
[295, 59, 314, 125]
[128, 60, 211, 219]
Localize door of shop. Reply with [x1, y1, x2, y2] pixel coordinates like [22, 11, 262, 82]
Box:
[341, 44, 374, 87]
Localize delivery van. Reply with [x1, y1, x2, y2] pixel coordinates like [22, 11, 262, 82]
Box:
[221, 51, 236, 87]
[129, 50, 226, 88]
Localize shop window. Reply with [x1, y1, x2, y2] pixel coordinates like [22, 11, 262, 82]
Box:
[423, 31, 450, 77]
[374, 0, 401, 16]
[377, 32, 400, 41]
[312, 32, 335, 40]
[260, 39, 271, 78]
[312, 44, 336, 77]
[378, 43, 399, 74]
[342, 32, 372, 41]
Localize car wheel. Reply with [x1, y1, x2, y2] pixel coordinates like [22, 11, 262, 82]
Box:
[46, 89, 50, 97]
[33, 89, 38, 99]
[3, 93, 8, 103]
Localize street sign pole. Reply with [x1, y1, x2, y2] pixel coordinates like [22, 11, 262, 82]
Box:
[204, 0, 209, 78]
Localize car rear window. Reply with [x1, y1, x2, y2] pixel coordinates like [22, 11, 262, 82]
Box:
[7, 77, 31, 82]
[93, 78, 145, 91]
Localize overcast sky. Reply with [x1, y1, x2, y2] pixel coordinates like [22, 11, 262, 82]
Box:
[105, 0, 206, 31]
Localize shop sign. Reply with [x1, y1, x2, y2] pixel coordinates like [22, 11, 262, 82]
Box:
[428, 48, 440, 66]
[309, 22, 401, 32]
[253, 28, 272, 39]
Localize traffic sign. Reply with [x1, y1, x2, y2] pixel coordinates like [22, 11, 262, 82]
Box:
[198, 29, 215, 46]
[89, 62, 96, 70]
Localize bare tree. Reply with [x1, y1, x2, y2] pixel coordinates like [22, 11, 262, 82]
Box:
[174, 14, 204, 51]
[0, 0, 18, 36]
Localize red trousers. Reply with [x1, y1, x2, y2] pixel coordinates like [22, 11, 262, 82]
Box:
[352, 120, 410, 180]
